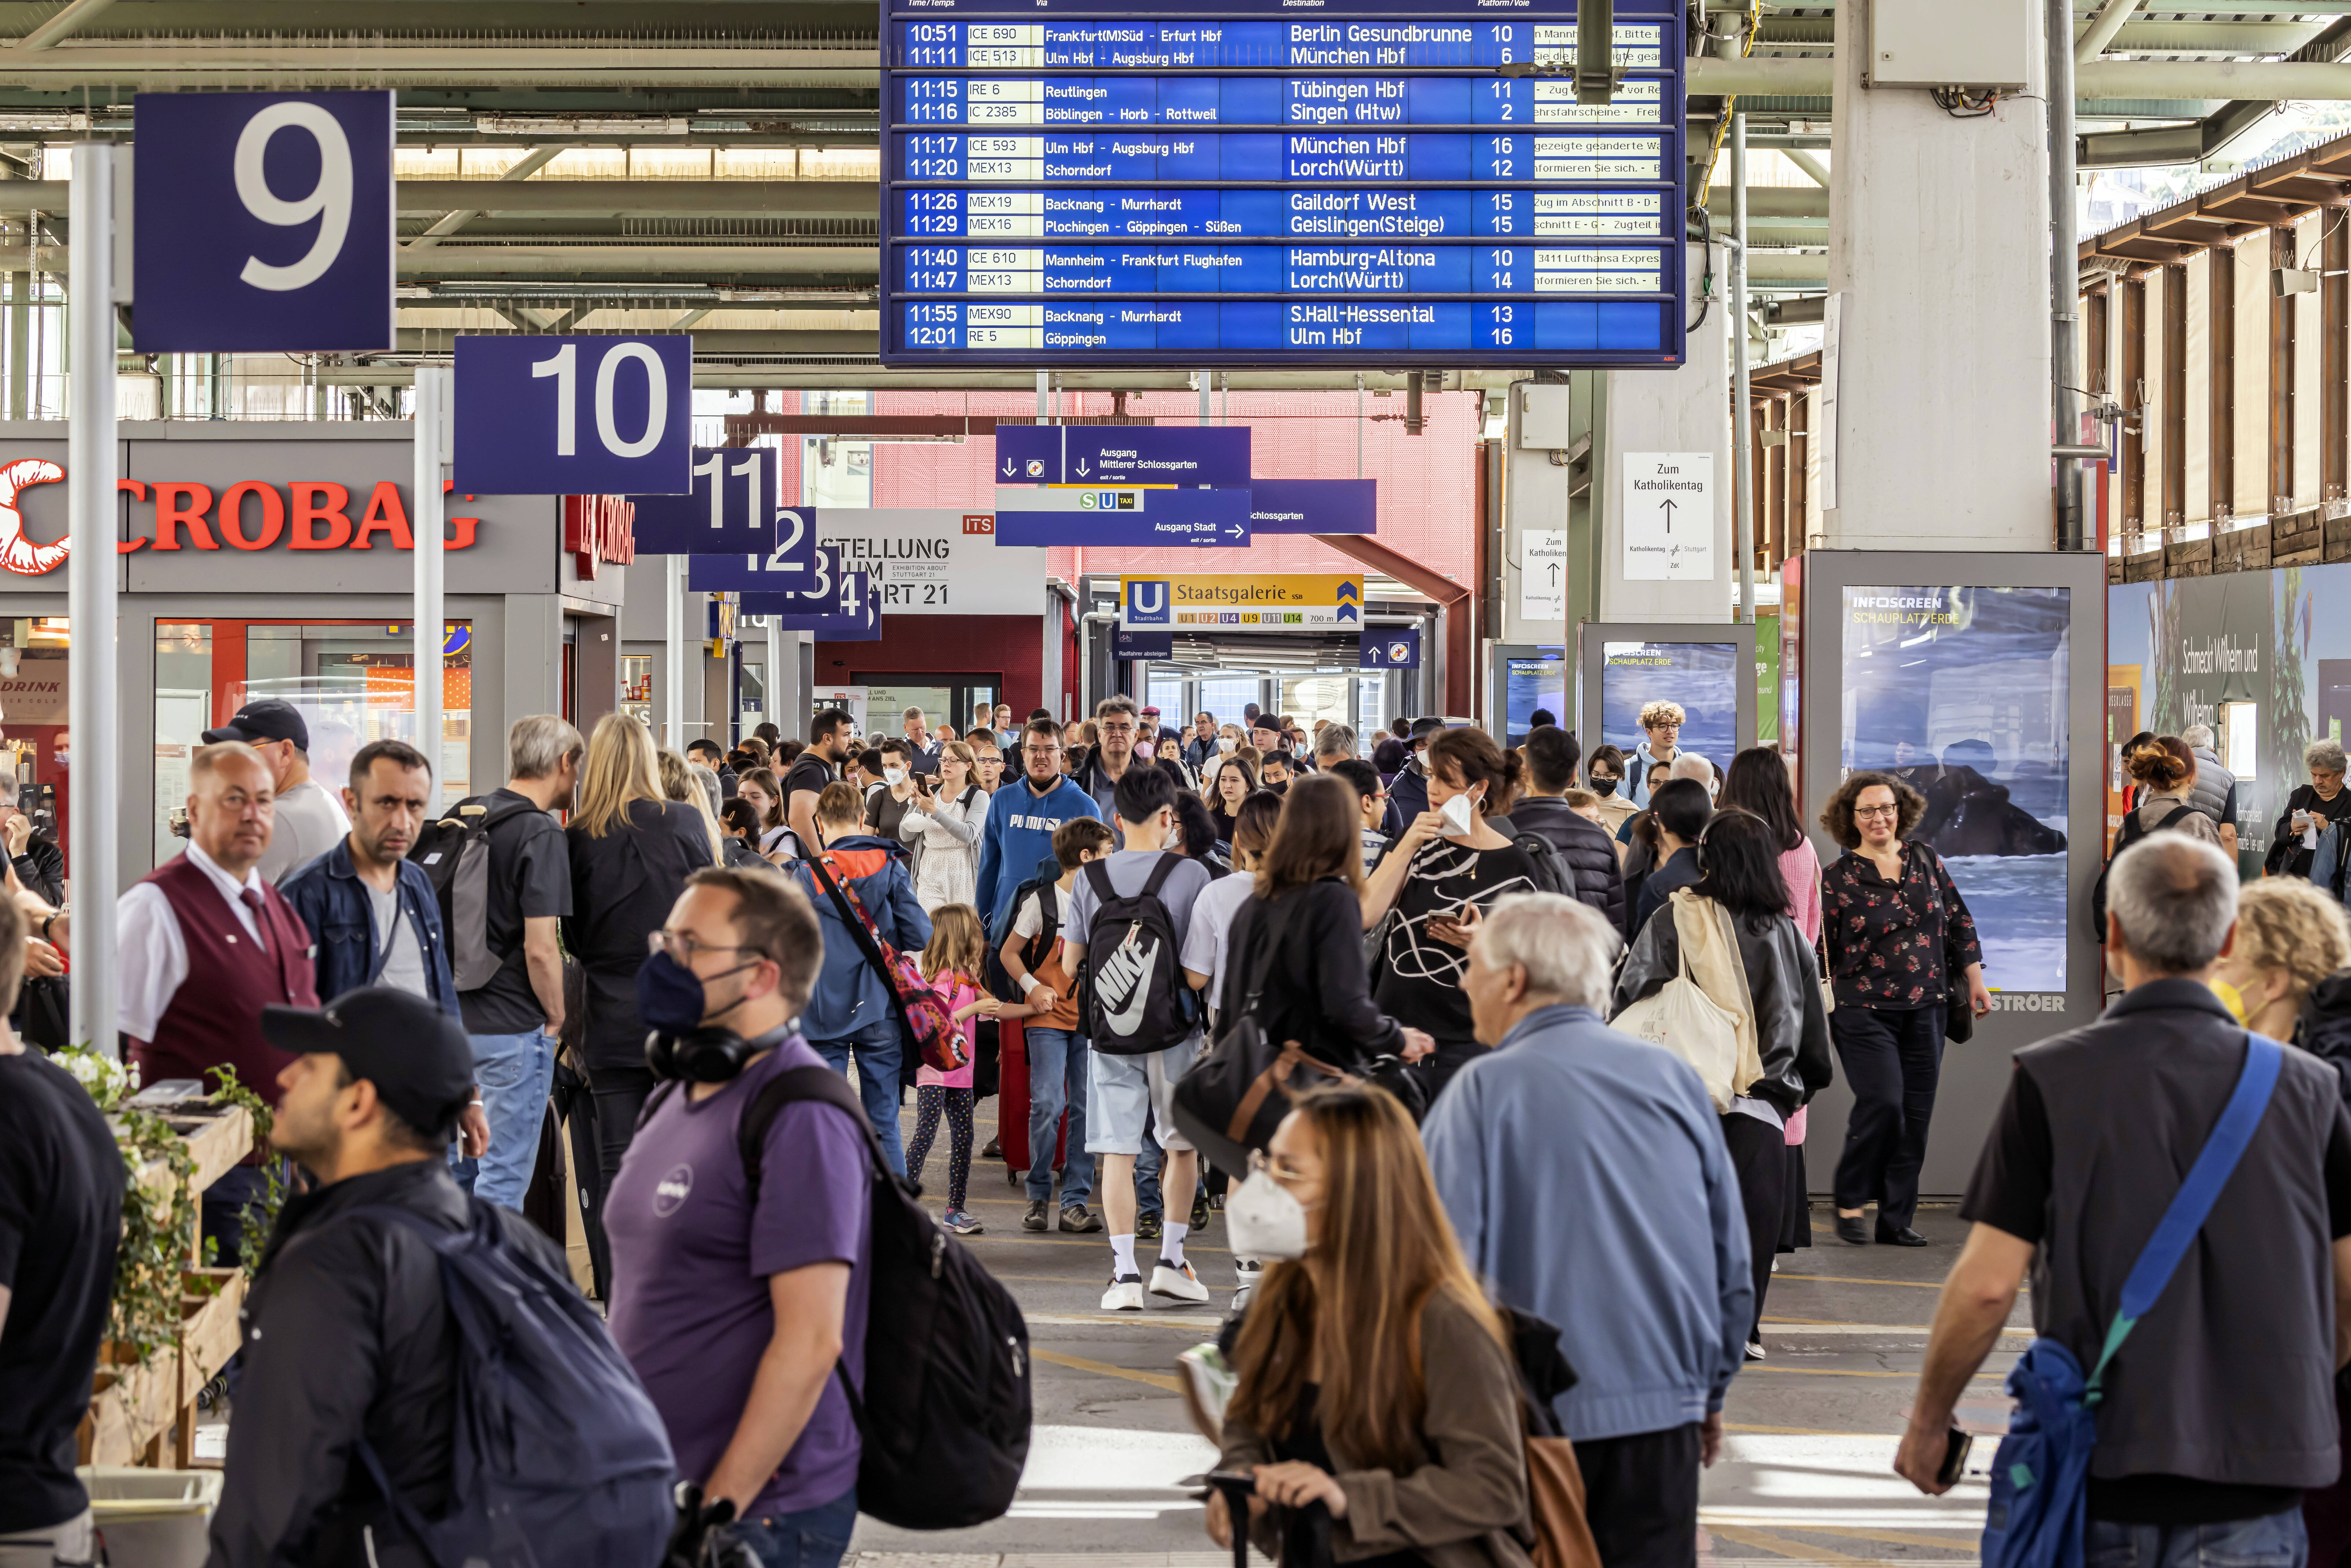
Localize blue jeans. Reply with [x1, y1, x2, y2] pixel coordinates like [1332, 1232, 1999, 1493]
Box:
[814, 1021, 907, 1176]
[1023, 1027, 1095, 1205]
[2087, 1506, 2305, 1568]
[466, 1028, 558, 1210]
[730, 1487, 857, 1568]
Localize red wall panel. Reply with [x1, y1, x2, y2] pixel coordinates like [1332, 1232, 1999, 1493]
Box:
[815, 613, 1043, 715]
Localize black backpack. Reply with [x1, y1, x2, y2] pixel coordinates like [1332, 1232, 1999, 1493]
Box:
[1080, 854, 1200, 1056]
[1512, 828, 1576, 899]
[983, 854, 1062, 1004]
[2086, 802, 2196, 942]
[646, 1064, 1033, 1531]
[410, 794, 545, 991]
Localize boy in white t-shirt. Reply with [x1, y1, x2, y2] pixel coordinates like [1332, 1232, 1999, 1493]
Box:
[999, 817, 1115, 1234]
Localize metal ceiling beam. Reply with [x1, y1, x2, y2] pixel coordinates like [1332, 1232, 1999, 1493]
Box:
[1702, 187, 1828, 220]
[1785, 149, 1831, 186]
[15, 0, 119, 51]
[1695, 52, 2351, 101]
[311, 366, 1533, 391]
[0, 44, 877, 87]
[405, 146, 560, 251]
[2076, 0, 2141, 63]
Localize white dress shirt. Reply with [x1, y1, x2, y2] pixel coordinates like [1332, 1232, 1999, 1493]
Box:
[117, 840, 270, 1043]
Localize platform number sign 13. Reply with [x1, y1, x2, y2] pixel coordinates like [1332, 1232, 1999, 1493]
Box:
[451, 335, 694, 496]
[133, 90, 395, 352]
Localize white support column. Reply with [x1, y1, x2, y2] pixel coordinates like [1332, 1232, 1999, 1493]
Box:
[1595, 239, 1737, 620]
[412, 367, 449, 801]
[66, 142, 115, 1053]
[766, 614, 784, 733]
[1821, 0, 2051, 548]
[664, 554, 686, 751]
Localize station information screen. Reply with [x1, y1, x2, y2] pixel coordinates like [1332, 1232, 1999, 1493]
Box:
[880, 0, 1687, 368]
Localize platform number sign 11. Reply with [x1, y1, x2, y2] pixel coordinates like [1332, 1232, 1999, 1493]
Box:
[452, 335, 695, 496]
[133, 90, 395, 353]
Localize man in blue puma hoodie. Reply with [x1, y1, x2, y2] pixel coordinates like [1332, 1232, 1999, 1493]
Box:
[975, 717, 1103, 932]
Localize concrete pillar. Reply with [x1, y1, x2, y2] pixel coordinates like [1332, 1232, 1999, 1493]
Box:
[1597, 239, 1736, 619]
[1820, 0, 2050, 549]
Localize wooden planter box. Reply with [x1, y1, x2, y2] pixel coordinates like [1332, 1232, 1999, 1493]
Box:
[179, 1269, 244, 1404]
[77, 1270, 247, 1468]
[128, 1107, 252, 1201]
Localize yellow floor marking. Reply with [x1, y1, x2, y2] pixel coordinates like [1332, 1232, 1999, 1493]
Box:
[1772, 1274, 1947, 1290]
[1739, 1367, 2006, 1380]
[1798, 1526, 1987, 1549]
[1706, 1522, 1879, 1565]
[1031, 1347, 1182, 1393]
[1721, 1422, 1896, 1437]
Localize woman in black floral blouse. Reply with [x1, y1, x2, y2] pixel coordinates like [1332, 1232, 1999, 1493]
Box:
[1817, 771, 1991, 1248]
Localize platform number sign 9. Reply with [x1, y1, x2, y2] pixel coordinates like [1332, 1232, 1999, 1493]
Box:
[133, 90, 394, 352]
[452, 335, 694, 496]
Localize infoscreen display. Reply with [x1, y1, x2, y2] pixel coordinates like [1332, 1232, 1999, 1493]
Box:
[1840, 585, 2071, 993]
[1601, 640, 1738, 765]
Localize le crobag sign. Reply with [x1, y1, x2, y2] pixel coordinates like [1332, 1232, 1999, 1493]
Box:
[0, 456, 634, 577]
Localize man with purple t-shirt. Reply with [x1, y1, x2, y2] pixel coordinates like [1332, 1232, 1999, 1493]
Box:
[606, 867, 872, 1568]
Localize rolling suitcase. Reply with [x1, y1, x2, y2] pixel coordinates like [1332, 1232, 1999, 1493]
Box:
[994, 1017, 1069, 1184]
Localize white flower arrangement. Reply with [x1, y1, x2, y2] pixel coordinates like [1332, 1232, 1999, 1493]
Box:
[57, 1045, 137, 1111]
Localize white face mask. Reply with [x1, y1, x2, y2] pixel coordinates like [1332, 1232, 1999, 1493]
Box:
[1225, 1168, 1310, 1261]
[1439, 790, 1479, 838]
[883, 767, 908, 785]
[1218, 736, 1236, 754]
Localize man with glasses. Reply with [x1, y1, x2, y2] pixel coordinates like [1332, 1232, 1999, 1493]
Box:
[975, 718, 1104, 933]
[1329, 759, 1394, 874]
[1071, 695, 1183, 848]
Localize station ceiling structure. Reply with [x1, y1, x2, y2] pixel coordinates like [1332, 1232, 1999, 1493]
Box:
[0, 1, 2345, 388]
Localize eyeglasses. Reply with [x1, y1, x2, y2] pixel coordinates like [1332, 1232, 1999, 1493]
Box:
[1023, 744, 1062, 757]
[648, 930, 762, 964]
[1247, 1148, 1314, 1187]
[1854, 804, 1901, 820]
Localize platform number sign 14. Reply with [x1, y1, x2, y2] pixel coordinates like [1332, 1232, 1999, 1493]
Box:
[133, 90, 396, 352]
[452, 335, 694, 496]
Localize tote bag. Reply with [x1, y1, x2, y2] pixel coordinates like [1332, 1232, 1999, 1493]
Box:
[1611, 892, 1761, 1112]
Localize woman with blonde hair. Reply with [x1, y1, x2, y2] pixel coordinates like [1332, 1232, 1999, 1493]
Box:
[656, 749, 726, 869]
[2214, 877, 2351, 1040]
[898, 738, 986, 911]
[564, 714, 716, 1267]
[1207, 1087, 1532, 1568]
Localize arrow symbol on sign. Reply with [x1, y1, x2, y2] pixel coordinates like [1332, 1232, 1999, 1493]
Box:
[1001, 459, 1016, 477]
[1337, 603, 1359, 622]
[1225, 525, 1246, 539]
[1658, 498, 1678, 533]
[1547, 562, 1561, 588]
[1074, 458, 1091, 477]
[1334, 580, 1362, 602]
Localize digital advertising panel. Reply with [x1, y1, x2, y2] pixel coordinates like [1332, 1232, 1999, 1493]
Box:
[1600, 640, 1739, 764]
[1840, 584, 2072, 994]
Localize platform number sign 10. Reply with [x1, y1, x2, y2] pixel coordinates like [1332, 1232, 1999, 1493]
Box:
[134, 90, 395, 353]
[452, 335, 694, 496]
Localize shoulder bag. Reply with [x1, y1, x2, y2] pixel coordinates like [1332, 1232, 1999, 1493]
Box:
[1982, 1033, 2281, 1568]
[1610, 891, 1758, 1113]
[804, 853, 966, 1073]
[1919, 842, 1980, 1045]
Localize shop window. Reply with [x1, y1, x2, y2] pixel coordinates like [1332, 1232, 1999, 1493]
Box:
[1198, 677, 1259, 727]
[154, 624, 213, 863]
[1357, 675, 1391, 738]
[622, 655, 655, 730]
[1278, 676, 1352, 732]
[1146, 677, 1184, 724]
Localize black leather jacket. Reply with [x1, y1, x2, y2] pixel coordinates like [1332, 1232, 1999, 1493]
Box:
[207, 1160, 568, 1568]
[1610, 895, 1834, 1118]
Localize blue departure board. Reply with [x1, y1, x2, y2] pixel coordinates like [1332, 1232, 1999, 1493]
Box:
[881, 1, 1686, 368]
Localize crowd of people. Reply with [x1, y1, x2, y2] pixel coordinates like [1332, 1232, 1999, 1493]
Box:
[15, 696, 2351, 1568]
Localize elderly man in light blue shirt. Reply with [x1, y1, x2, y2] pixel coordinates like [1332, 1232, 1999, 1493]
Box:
[1423, 891, 1749, 1568]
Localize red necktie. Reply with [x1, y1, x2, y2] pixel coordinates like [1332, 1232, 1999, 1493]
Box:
[239, 887, 271, 954]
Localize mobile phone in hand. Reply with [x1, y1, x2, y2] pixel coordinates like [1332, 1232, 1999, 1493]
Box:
[1936, 1429, 1973, 1488]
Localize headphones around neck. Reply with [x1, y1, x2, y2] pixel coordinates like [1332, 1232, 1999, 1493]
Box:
[643, 1017, 800, 1083]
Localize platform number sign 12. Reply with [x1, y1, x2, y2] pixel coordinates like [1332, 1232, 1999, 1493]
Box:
[133, 90, 395, 352]
[452, 335, 695, 496]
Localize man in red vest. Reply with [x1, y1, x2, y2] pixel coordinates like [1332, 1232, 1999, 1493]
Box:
[119, 741, 320, 1265]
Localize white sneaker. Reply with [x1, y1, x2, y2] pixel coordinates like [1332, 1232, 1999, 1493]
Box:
[1101, 1272, 1145, 1312]
[1231, 1258, 1264, 1314]
[1745, 1339, 1766, 1361]
[1150, 1259, 1210, 1304]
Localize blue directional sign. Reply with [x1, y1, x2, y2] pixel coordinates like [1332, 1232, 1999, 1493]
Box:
[993, 486, 1252, 547]
[1361, 627, 1422, 669]
[743, 567, 881, 639]
[1248, 478, 1376, 535]
[452, 334, 694, 495]
[882, 3, 1687, 368]
[1115, 627, 1175, 659]
[630, 448, 783, 553]
[684, 508, 823, 592]
[134, 90, 396, 352]
[994, 426, 1250, 487]
[736, 544, 851, 613]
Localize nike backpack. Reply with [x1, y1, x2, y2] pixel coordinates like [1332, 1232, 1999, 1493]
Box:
[1080, 853, 1199, 1056]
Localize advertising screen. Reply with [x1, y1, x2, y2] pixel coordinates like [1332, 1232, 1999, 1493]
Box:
[1601, 640, 1738, 765]
[1840, 585, 2071, 993]
[1504, 652, 1564, 747]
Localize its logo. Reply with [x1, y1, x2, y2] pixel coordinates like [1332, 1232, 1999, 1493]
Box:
[652, 1163, 694, 1216]
[1093, 925, 1160, 1038]
[963, 513, 995, 535]
[1124, 578, 1170, 626]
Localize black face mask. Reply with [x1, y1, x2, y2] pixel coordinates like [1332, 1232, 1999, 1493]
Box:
[1591, 776, 1620, 798]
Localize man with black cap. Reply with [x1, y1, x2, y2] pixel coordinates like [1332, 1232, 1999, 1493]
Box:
[209, 985, 567, 1568]
[205, 698, 352, 884]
